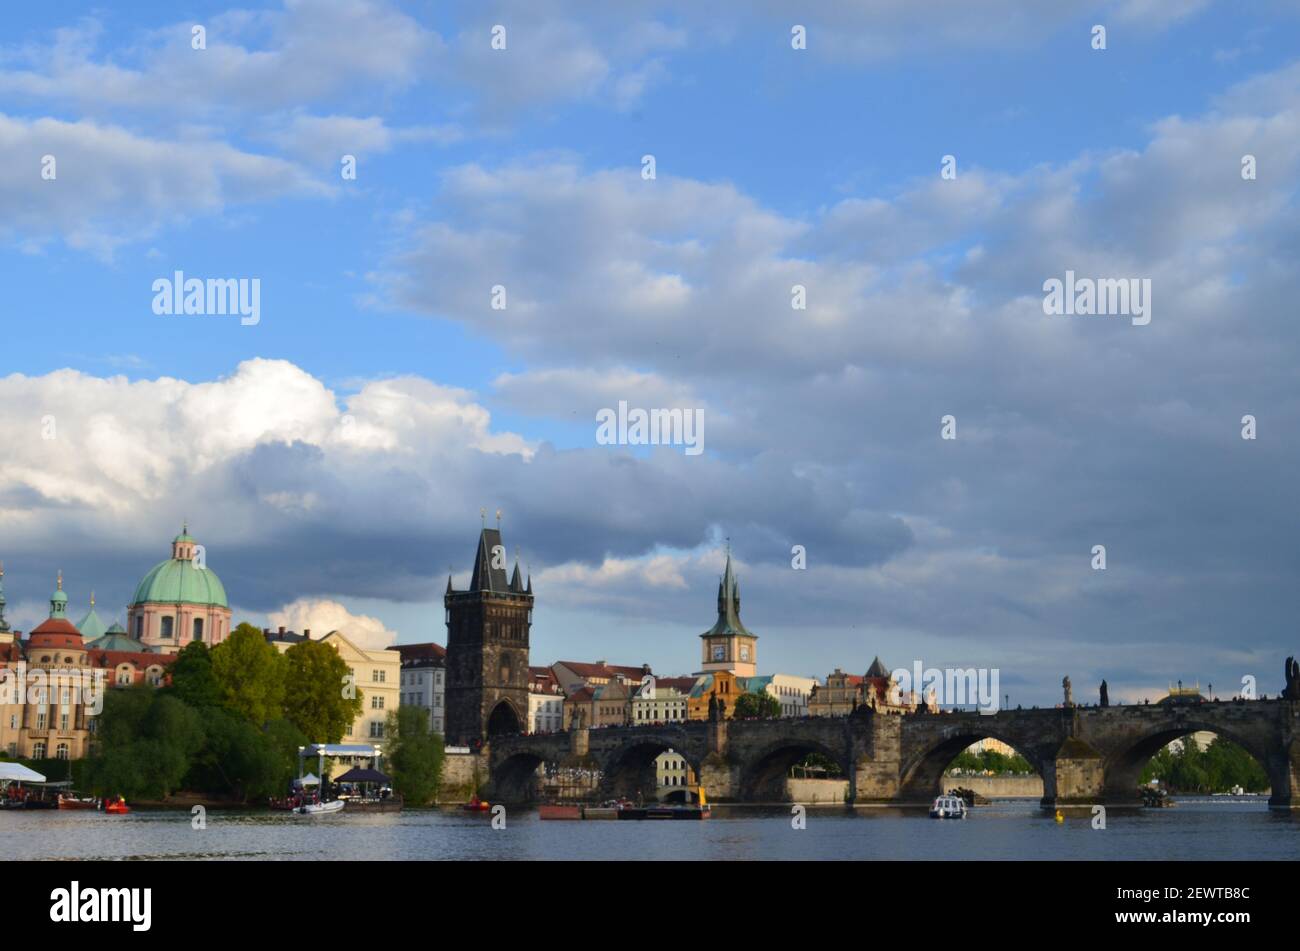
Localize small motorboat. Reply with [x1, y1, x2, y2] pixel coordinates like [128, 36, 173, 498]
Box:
[295, 799, 344, 815]
[58, 793, 99, 810]
[929, 795, 967, 819]
[461, 795, 491, 812]
[103, 797, 131, 814]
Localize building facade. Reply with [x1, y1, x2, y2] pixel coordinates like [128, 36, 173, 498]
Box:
[528, 666, 564, 734]
[397, 642, 446, 735]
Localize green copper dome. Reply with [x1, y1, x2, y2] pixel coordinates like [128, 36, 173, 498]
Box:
[131, 558, 228, 608]
[131, 527, 228, 609]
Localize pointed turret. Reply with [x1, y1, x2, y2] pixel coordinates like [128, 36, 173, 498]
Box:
[510, 557, 523, 593]
[700, 548, 754, 641]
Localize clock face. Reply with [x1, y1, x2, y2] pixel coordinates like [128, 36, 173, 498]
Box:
[740, 645, 750, 661]
[712, 644, 725, 661]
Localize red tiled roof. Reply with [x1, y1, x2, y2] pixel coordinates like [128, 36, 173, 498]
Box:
[90, 650, 177, 669]
[556, 660, 651, 681]
[654, 677, 699, 694]
[396, 642, 446, 664]
[27, 619, 84, 647]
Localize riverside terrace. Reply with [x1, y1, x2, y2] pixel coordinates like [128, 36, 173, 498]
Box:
[485, 692, 1300, 810]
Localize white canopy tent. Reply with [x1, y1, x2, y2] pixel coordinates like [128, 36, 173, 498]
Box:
[0, 763, 46, 783]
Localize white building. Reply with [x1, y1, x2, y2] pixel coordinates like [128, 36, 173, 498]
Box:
[395, 643, 446, 736]
[528, 666, 565, 733]
[631, 676, 696, 724]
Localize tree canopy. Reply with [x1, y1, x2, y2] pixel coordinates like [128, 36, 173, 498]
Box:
[210, 622, 287, 725]
[283, 638, 363, 743]
[384, 706, 445, 805]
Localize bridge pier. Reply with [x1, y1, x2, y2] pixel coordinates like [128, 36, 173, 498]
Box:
[853, 714, 901, 802]
[1039, 737, 1106, 808]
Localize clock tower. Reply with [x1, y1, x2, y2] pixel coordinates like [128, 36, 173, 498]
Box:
[696, 548, 757, 677]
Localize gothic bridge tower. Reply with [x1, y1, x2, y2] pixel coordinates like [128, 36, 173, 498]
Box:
[444, 518, 533, 746]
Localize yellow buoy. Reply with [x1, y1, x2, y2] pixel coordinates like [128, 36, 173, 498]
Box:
[1054, 809, 1064, 823]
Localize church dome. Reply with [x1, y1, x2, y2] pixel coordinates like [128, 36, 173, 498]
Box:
[130, 526, 229, 609]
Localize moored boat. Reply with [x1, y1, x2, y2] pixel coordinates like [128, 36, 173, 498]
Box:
[57, 793, 98, 810]
[294, 799, 344, 815]
[103, 796, 131, 814]
[929, 795, 967, 819]
[461, 795, 492, 812]
[538, 803, 582, 820]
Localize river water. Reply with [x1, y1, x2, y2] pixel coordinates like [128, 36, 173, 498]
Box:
[7, 798, 1297, 861]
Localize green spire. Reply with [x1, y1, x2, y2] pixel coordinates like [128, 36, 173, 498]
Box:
[50, 571, 69, 619]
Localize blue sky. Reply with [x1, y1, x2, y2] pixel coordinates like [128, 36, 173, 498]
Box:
[2, 0, 1299, 707]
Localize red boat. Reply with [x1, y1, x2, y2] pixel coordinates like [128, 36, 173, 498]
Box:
[461, 795, 491, 812]
[538, 803, 582, 820]
[103, 796, 130, 814]
[57, 794, 98, 810]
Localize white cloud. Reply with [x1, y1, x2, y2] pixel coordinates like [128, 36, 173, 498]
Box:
[268, 597, 397, 650]
[0, 113, 327, 256]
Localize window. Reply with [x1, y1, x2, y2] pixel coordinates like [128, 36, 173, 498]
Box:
[135, 616, 143, 638]
[193, 617, 204, 641]
[60, 713, 69, 731]
[56, 743, 69, 760]
[161, 616, 174, 639]
[372, 669, 386, 683]
[33, 742, 46, 758]
[372, 696, 385, 710]
[369, 721, 385, 738]
[36, 712, 46, 730]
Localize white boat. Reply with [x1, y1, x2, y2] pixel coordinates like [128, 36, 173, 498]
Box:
[929, 795, 967, 819]
[295, 799, 344, 815]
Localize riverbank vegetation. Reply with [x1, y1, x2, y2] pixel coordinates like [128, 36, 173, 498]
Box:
[81, 624, 363, 802]
[1140, 735, 1269, 793]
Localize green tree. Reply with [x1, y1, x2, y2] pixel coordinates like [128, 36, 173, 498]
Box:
[385, 706, 445, 805]
[168, 641, 221, 709]
[85, 688, 204, 799]
[732, 691, 781, 719]
[283, 638, 363, 742]
[210, 622, 287, 725]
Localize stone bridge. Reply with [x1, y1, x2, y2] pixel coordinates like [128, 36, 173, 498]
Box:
[485, 699, 1300, 810]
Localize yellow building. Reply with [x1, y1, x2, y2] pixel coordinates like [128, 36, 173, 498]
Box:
[264, 627, 400, 747]
[687, 670, 741, 720]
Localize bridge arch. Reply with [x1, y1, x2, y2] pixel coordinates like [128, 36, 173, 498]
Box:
[598, 736, 701, 802]
[739, 736, 851, 803]
[899, 728, 1045, 802]
[491, 750, 548, 802]
[1100, 718, 1279, 805]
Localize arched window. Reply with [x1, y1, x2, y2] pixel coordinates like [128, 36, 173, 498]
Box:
[161, 616, 174, 639]
[193, 617, 204, 641]
[55, 743, 69, 760]
[32, 742, 46, 759]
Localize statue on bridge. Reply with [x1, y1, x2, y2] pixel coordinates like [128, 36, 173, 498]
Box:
[1099, 680, 1109, 707]
[1062, 676, 1073, 707]
[1284, 657, 1300, 701]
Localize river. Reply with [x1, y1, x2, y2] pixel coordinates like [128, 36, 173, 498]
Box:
[6, 797, 1297, 861]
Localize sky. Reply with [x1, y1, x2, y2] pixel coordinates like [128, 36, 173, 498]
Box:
[1, 0, 1298, 708]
